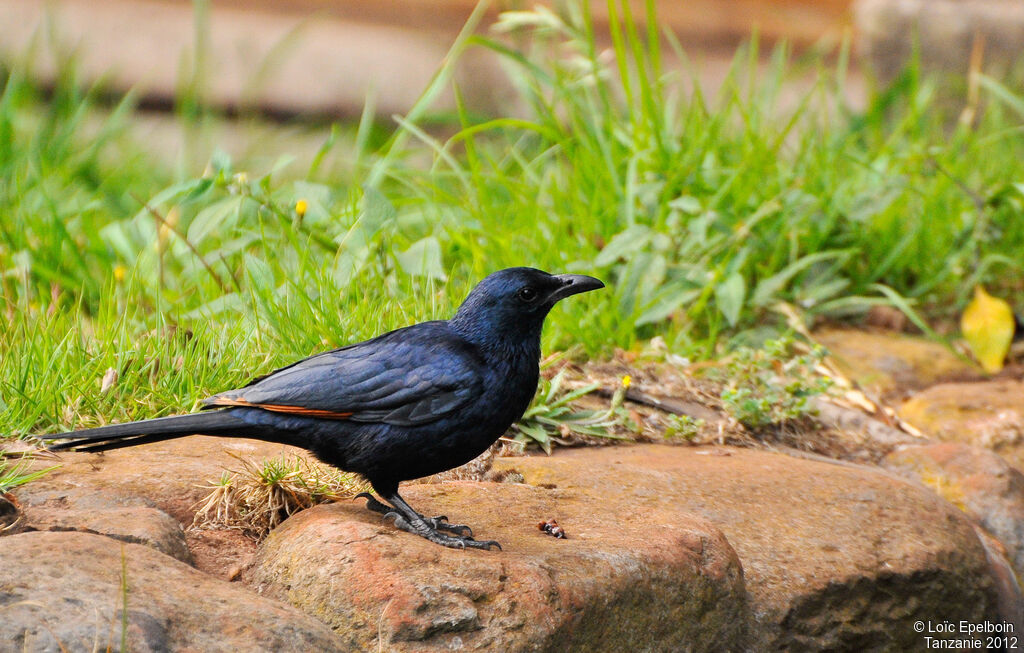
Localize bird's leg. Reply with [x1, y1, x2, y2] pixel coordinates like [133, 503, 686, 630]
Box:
[356, 492, 474, 537]
[357, 490, 500, 551]
[356, 492, 393, 515]
[383, 490, 500, 551]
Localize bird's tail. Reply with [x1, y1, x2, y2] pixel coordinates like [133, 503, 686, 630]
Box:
[46, 410, 255, 453]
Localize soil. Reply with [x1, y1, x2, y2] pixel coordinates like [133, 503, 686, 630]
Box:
[187, 528, 260, 581]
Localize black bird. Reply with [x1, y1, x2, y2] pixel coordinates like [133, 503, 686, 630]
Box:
[45, 268, 604, 550]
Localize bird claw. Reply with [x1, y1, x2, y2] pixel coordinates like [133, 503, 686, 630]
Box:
[360, 492, 497, 550]
[381, 512, 498, 550]
[360, 493, 475, 538]
[382, 511, 407, 530]
[427, 516, 473, 538]
[476, 539, 502, 551]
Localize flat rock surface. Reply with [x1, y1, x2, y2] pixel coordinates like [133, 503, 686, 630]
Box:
[898, 379, 1024, 471]
[26, 435, 304, 524]
[250, 481, 749, 652]
[815, 328, 979, 399]
[0, 530, 345, 652]
[493, 445, 1001, 650]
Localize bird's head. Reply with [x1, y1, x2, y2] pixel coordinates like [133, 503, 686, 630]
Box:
[450, 267, 604, 351]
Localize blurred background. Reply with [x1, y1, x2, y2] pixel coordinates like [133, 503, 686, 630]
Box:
[1, 1, 1023, 472]
[1, 0, 1020, 124]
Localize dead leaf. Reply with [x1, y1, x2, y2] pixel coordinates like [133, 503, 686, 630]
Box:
[961, 285, 1015, 374]
[100, 367, 118, 393]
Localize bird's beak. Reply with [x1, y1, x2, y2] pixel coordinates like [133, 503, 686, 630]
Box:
[548, 274, 605, 303]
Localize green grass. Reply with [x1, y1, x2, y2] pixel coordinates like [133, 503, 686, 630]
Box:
[2, 1, 1024, 440]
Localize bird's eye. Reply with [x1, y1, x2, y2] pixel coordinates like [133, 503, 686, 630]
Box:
[517, 286, 539, 303]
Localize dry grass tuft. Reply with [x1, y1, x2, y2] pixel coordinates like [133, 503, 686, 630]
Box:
[192, 453, 368, 539]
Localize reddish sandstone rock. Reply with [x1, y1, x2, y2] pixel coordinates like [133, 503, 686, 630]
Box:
[897, 379, 1024, 471]
[12, 436, 1007, 650]
[815, 328, 979, 398]
[492, 445, 1001, 650]
[14, 486, 191, 563]
[0, 530, 344, 652]
[250, 482, 749, 652]
[24, 435, 304, 524]
[885, 442, 1024, 578]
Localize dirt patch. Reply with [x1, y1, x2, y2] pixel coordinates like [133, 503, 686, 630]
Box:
[187, 528, 260, 581]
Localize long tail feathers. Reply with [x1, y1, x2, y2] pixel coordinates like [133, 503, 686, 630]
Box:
[46, 411, 249, 453]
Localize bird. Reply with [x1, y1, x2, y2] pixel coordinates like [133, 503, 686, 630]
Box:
[44, 267, 604, 550]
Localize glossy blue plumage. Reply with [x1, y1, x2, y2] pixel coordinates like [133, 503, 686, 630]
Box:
[46, 267, 604, 549]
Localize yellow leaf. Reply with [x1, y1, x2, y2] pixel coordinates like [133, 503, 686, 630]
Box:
[961, 285, 1015, 374]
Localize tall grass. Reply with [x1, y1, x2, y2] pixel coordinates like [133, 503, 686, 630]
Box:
[1, 1, 1023, 438]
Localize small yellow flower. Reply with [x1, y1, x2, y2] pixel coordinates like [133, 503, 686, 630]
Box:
[295, 199, 309, 217]
[621, 374, 632, 389]
[113, 265, 126, 282]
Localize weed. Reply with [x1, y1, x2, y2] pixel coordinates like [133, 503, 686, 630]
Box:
[663, 414, 705, 441]
[717, 337, 833, 429]
[513, 368, 634, 453]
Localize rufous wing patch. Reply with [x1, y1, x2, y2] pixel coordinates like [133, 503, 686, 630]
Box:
[207, 396, 353, 420]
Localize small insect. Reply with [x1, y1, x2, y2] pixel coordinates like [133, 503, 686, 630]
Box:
[537, 518, 566, 539]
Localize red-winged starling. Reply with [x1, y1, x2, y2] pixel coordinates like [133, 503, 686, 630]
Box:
[45, 267, 604, 550]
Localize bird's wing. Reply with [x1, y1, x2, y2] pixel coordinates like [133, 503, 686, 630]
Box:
[202, 324, 484, 426]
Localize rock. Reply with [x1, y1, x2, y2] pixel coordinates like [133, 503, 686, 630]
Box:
[15, 436, 335, 577]
[251, 482, 749, 652]
[855, 0, 1024, 82]
[0, 530, 345, 652]
[492, 445, 1001, 650]
[898, 379, 1024, 470]
[885, 442, 1024, 578]
[13, 486, 191, 563]
[971, 524, 1024, 636]
[809, 397, 920, 451]
[815, 328, 979, 399]
[24, 435, 305, 524]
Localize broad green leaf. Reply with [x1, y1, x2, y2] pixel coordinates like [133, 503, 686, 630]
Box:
[361, 186, 397, 231]
[99, 221, 141, 261]
[636, 286, 700, 326]
[394, 236, 446, 280]
[669, 195, 702, 214]
[798, 277, 850, 306]
[595, 225, 651, 267]
[187, 198, 242, 245]
[716, 272, 746, 327]
[752, 250, 849, 307]
[244, 253, 275, 292]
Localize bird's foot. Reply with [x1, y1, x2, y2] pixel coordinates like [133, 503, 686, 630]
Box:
[356, 492, 474, 538]
[425, 516, 473, 538]
[384, 512, 501, 551]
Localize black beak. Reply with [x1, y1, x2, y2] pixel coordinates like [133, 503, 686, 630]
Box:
[548, 274, 605, 303]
